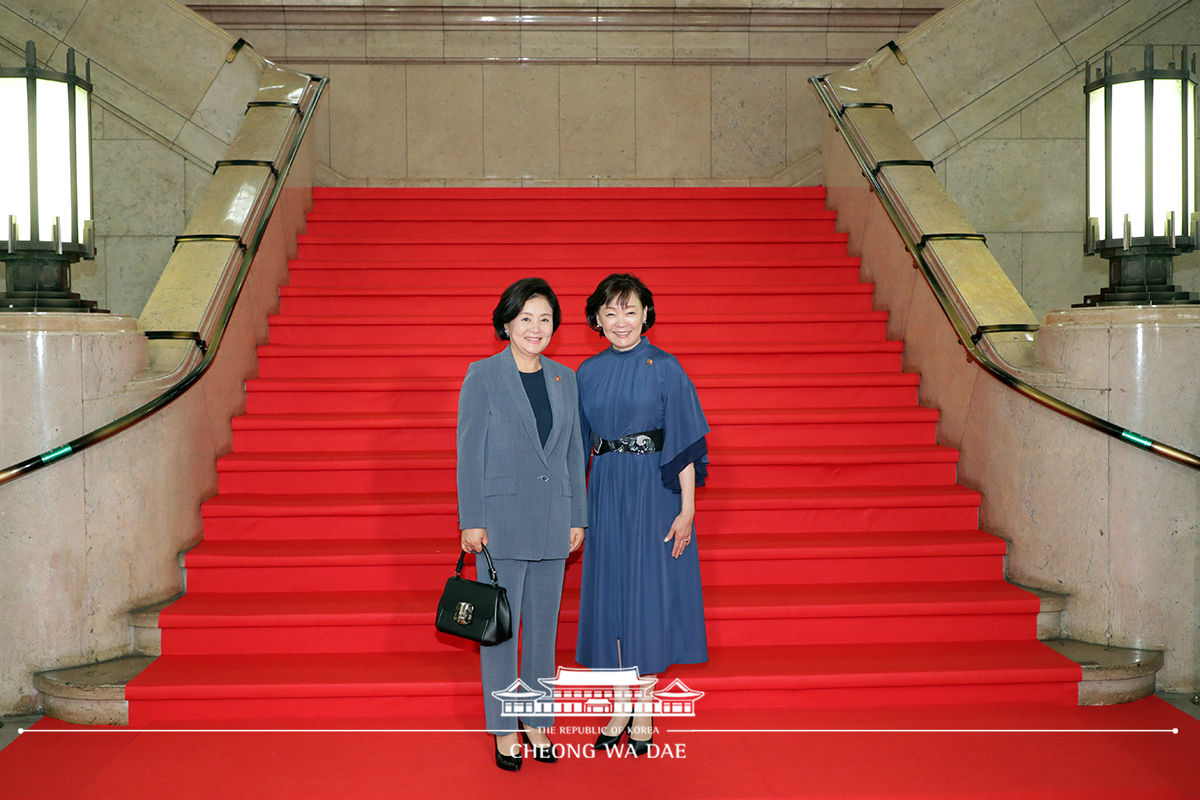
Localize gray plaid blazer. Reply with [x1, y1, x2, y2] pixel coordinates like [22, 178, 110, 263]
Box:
[456, 349, 588, 560]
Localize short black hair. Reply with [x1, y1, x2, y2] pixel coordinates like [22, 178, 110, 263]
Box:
[493, 277, 562, 341]
[585, 273, 655, 336]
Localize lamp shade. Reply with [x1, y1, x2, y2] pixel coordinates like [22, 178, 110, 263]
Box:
[0, 41, 94, 260]
[1085, 45, 1197, 252]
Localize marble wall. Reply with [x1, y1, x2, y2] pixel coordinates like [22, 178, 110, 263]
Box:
[0, 0, 315, 716]
[825, 115, 1200, 692]
[188, 0, 947, 186]
[820, 0, 1200, 690]
[1, 0, 266, 317]
[870, 0, 1200, 320]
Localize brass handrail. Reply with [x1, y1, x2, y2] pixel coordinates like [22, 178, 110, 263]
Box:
[809, 73, 1200, 472]
[0, 74, 329, 486]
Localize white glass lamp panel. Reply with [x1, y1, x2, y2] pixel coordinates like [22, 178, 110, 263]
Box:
[1188, 85, 1196, 222]
[0, 76, 32, 241]
[35, 79, 71, 243]
[1088, 87, 1107, 240]
[1110, 80, 1146, 238]
[1152, 78, 1183, 234]
[74, 84, 91, 244]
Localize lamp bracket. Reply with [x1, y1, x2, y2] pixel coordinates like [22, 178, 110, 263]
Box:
[838, 102, 893, 117]
[144, 330, 208, 355]
[213, 159, 280, 178]
[917, 233, 987, 249]
[872, 159, 935, 176]
[172, 234, 245, 252]
[970, 324, 1040, 345]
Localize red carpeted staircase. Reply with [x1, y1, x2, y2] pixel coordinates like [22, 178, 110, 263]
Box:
[125, 187, 1080, 725]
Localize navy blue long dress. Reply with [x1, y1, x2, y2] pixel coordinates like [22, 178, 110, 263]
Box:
[575, 336, 709, 674]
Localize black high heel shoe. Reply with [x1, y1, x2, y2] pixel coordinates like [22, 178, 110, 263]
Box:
[628, 716, 653, 756]
[595, 716, 631, 750]
[521, 726, 558, 764]
[494, 735, 522, 771]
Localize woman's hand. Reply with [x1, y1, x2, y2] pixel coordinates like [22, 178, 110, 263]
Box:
[664, 512, 694, 558]
[569, 527, 585, 553]
[461, 528, 487, 553]
[663, 462, 696, 558]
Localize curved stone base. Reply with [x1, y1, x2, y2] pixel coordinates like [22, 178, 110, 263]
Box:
[33, 656, 154, 726]
[1042, 639, 1164, 706]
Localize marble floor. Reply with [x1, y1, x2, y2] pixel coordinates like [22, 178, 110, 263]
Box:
[2, 694, 1198, 755]
[0, 715, 41, 752]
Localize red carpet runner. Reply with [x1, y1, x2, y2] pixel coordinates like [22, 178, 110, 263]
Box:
[125, 187, 1082, 723]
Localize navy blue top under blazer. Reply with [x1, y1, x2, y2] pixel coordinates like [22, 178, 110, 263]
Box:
[456, 349, 588, 560]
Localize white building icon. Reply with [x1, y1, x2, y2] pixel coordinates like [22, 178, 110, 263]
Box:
[492, 667, 705, 717]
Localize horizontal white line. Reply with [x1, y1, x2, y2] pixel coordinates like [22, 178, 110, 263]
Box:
[21, 727, 1180, 735]
[673, 728, 1180, 734]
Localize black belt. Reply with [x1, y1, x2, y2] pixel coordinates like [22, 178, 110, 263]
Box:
[591, 429, 664, 456]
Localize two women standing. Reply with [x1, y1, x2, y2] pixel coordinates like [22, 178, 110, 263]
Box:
[456, 274, 709, 770]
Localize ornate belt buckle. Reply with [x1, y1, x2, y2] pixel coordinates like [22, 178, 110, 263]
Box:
[454, 602, 474, 625]
[628, 434, 652, 454]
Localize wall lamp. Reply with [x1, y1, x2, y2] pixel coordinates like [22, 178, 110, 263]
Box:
[1080, 44, 1198, 306]
[0, 40, 99, 312]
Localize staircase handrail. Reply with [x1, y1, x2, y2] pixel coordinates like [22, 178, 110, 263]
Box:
[809, 73, 1200, 472]
[0, 72, 329, 487]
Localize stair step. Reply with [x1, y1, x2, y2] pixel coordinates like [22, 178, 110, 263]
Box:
[306, 206, 835, 220]
[264, 312, 889, 347]
[295, 243, 853, 266]
[227, 406, 935, 450]
[197, 485, 981, 543]
[152, 581, 1039, 655]
[287, 261, 865, 288]
[124, 640, 1080, 724]
[253, 341, 904, 379]
[180, 528, 1007, 590]
[199, 485, 980, 518]
[303, 218, 839, 237]
[215, 444, 958, 493]
[311, 184, 827, 200]
[278, 283, 877, 315]
[242, 372, 921, 415]
[183, 527, 1005, 567]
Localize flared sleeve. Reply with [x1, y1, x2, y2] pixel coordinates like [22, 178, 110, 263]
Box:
[659, 356, 709, 492]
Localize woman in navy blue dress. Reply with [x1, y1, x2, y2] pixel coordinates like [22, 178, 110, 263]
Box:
[575, 273, 709, 755]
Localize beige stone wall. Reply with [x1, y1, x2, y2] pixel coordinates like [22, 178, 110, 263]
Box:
[0, 0, 315, 716]
[818, 0, 1200, 690]
[824, 111, 1200, 691]
[1, 0, 264, 317]
[875, 0, 1200, 319]
[190, 1, 946, 186]
[294, 62, 828, 185]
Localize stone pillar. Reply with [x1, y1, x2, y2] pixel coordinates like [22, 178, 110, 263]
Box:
[1037, 307, 1200, 690]
[0, 314, 145, 714]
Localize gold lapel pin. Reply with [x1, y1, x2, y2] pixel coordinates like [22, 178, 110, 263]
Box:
[646, 358, 654, 365]
[555, 375, 562, 382]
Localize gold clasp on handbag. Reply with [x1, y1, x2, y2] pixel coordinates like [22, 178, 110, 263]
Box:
[454, 602, 474, 625]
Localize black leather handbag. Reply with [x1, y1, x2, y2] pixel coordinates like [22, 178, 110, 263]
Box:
[435, 543, 513, 645]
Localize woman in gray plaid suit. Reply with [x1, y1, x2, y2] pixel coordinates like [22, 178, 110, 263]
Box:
[457, 277, 587, 771]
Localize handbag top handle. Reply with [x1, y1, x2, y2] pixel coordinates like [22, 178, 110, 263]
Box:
[455, 543, 500, 587]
